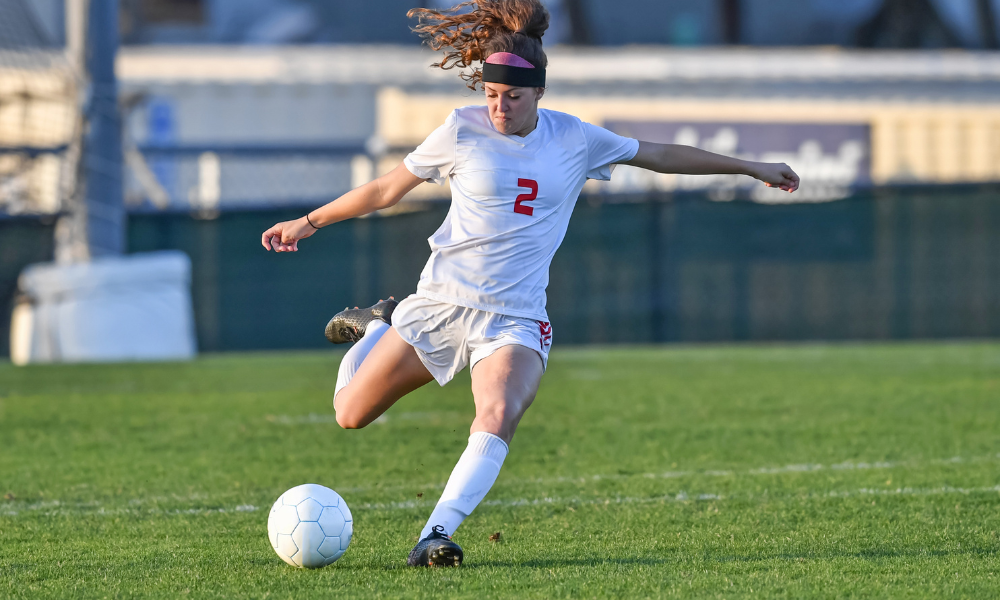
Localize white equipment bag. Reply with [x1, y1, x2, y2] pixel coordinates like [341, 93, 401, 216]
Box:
[10, 251, 197, 365]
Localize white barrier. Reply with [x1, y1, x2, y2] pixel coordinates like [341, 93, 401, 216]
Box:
[10, 251, 197, 365]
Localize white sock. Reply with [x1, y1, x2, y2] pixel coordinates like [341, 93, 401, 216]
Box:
[334, 320, 389, 401]
[420, 431, 509, 539]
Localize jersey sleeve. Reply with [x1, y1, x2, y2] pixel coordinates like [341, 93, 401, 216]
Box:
[581, 121, 640, 181]
[403, 111, 458, 186]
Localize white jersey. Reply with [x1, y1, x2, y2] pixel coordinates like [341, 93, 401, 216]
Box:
[403, 105, 639, 322]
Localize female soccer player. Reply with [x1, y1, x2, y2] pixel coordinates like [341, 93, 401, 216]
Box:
[261, 0, 799, 567]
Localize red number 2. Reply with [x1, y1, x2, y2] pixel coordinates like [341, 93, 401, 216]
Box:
[514, 178, 538, 216]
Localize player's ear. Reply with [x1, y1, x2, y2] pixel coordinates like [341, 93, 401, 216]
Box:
[535, 87, 545, 101]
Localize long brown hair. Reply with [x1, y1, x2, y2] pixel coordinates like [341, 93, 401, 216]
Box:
[408, 0, 549, 90]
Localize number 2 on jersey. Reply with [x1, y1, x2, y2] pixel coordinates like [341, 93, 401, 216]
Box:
[514, 178, 538, 216]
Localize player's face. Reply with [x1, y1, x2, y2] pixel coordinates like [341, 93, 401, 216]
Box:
[485, 83, 544, 137]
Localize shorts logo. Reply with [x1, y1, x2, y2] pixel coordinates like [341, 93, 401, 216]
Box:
[538, 321, 552, 350]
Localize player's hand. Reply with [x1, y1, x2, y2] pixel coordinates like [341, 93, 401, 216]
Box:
[261, 217, 316, 252]
[752, 162, 800, 193]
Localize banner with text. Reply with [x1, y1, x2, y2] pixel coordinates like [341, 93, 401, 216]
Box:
[603, 121, 871, 203]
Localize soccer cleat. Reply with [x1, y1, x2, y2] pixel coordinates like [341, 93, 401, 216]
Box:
[324, 297, 397, 344]
[407, 525, 464, 567]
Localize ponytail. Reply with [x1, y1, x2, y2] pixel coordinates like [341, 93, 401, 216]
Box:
[408, 0, 549, 90]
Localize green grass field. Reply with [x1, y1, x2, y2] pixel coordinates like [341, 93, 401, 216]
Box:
[1, 343, 998, 598]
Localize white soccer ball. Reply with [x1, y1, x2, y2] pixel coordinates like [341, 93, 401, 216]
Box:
[267, 483, 353, 568]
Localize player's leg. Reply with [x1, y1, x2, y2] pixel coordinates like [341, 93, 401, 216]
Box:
[408, 344, 543, 566]
[423, 344, 542, 532]
[334, 326, 434, 429]
[468, 344, 544, 444]
[328, 298, 434, 429]
[330, 298, 402, 404]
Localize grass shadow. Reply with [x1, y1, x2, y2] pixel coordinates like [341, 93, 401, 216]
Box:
[324, 545, 998, 572]
[709, 545, 998, 564]
[456, 556, 671, 569]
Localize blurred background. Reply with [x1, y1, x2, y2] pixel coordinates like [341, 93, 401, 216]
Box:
[1, 0, 999, 360]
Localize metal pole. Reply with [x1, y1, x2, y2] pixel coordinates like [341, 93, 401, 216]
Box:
[82, 0, 124, 257]
[65, 0, 87, 72]
[54, 0, 89, 262]
[722, 0, 741, 45]
[562, 0, 591, 45]
[977, 0, 999, 49]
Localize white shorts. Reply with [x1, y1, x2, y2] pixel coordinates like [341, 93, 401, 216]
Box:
[391, 294, 552, 386]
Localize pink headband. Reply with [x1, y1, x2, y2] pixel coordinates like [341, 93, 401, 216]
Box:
[485, 52, 535, 69]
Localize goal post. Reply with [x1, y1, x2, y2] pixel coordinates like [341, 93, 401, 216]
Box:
[78, 0, 125, 258]
[0, 0, 79, 220]
[0, 0, 124, 260]
[5, 1, 195, 365]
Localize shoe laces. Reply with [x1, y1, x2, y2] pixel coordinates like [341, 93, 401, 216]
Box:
[429, 525, 450, 539]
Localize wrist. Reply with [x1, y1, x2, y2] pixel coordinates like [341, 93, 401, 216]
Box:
[304, 212, 321, 230]
[741, 161, 761, 179]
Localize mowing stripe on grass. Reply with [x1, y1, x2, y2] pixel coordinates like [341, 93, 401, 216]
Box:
[0, 503, 259, 518]
[330, 451, 1000, 495]
[358, 484, 1000, 511]
[3, 452, 995, 517]
[3, 485, 998, 519]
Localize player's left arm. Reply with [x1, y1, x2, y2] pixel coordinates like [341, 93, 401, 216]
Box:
[622, 141, 800, 193]
[260, 163, 425, 252]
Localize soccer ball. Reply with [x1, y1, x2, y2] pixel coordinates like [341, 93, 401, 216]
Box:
[267, 483, 353, 568]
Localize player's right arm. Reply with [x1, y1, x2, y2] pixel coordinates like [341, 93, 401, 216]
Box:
[261, 163, 426, 252]
[623, 141, 800, 192]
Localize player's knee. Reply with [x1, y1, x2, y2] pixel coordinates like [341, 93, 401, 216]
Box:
[336, 411, 365, 429]
[335, 404, 369, 429]
[333, 389, 369, 429]
[471, 400, 510, 431]
[481, 402, 508, 426]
